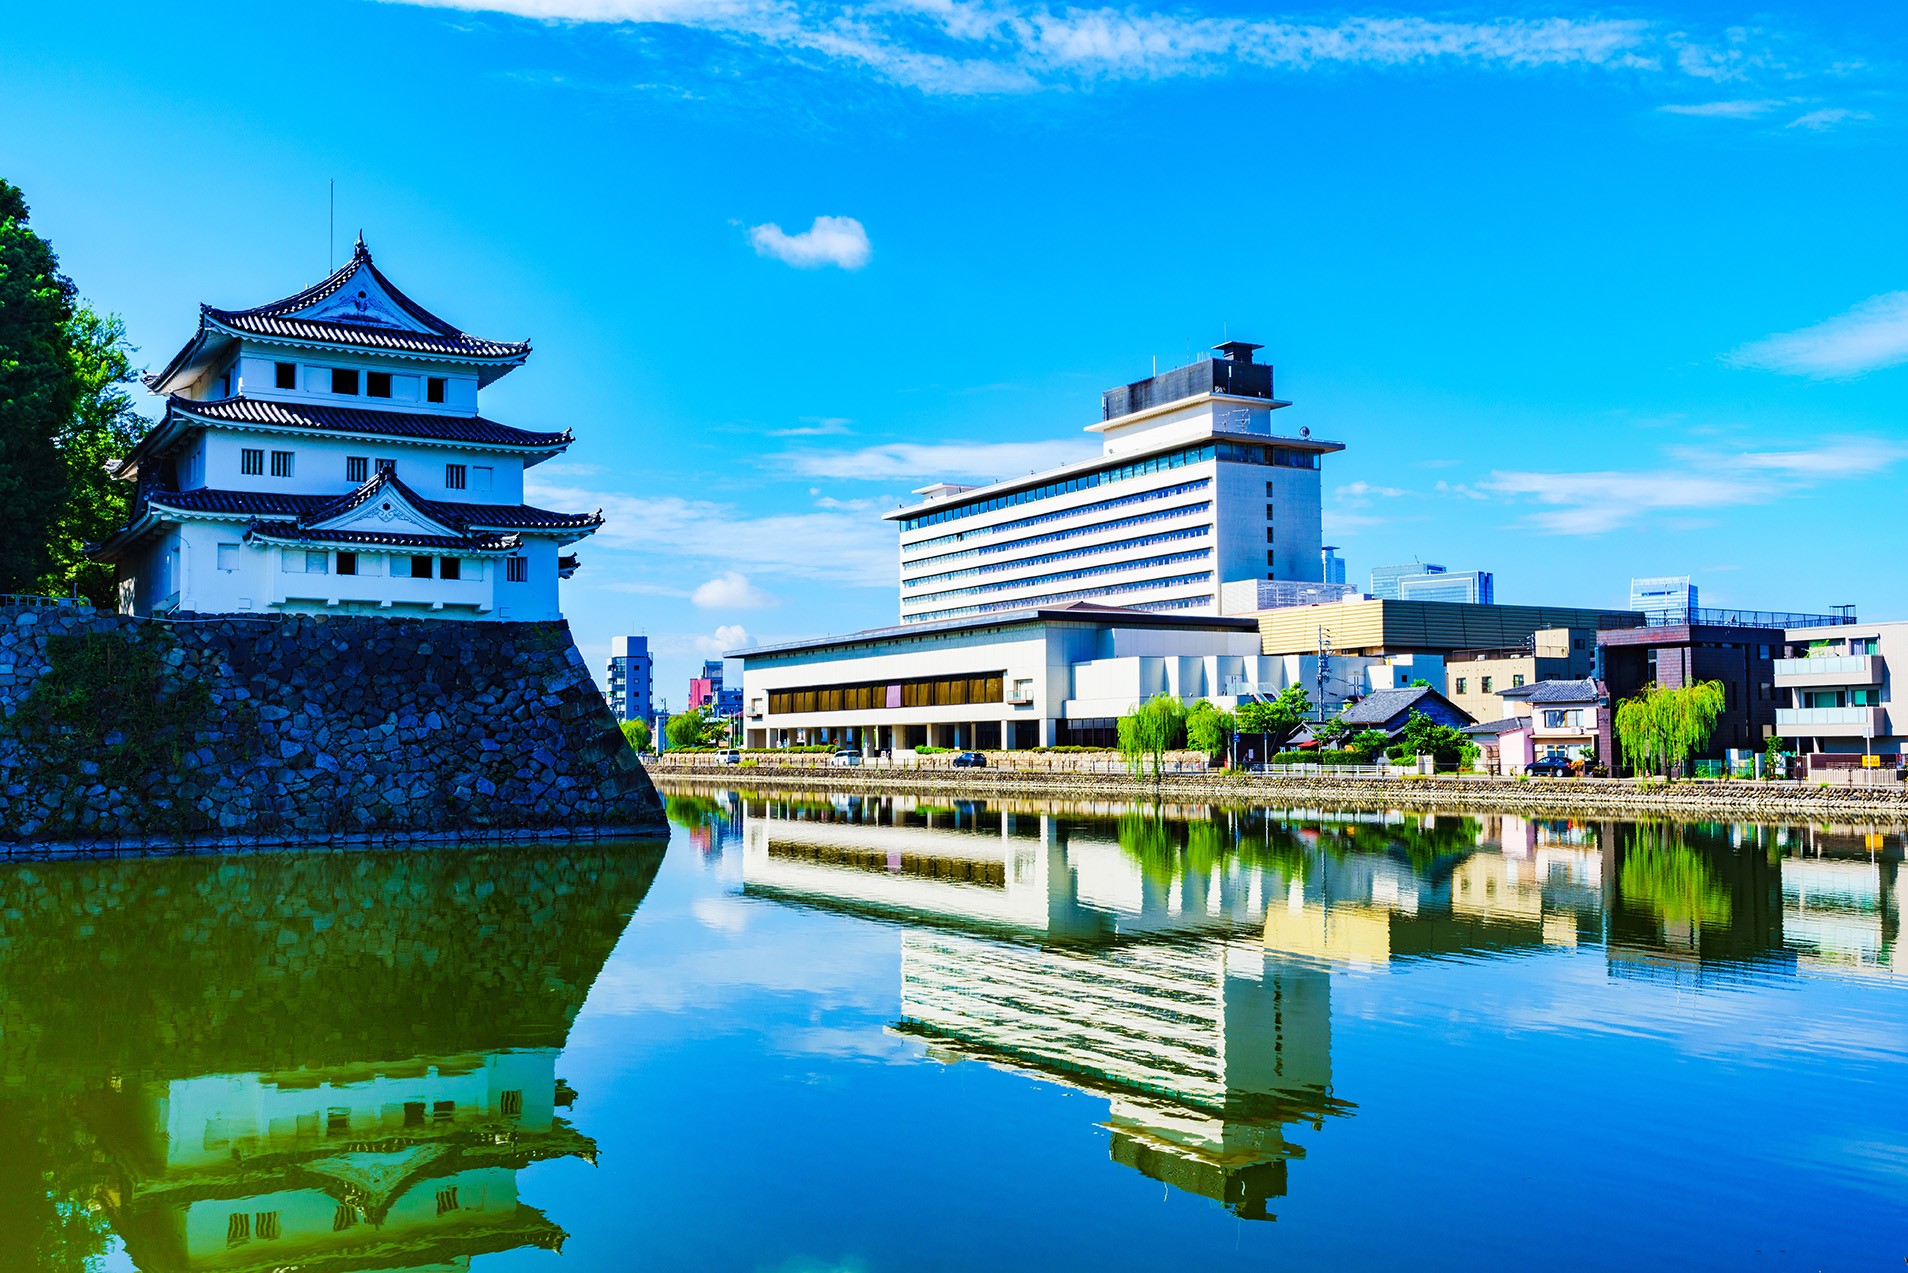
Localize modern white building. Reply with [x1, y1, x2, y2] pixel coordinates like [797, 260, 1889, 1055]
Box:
[607, 635, 654, 724]
[1630, 575, 1697, 621]
[1775, 621, 1904, 757]
[886, 342, 1342, 624]
[94, 238, 602, 619]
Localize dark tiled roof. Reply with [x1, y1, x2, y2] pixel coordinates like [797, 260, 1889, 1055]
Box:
[1497, 678, 1600, 704]
[1462, 717, 1531, 736]
[202, 239, 529, 361]
[148, 479, 602, 533]
[1335, 686, 1441, 725]
[172, 396, 569, 450]
[247, 521, 520, 553]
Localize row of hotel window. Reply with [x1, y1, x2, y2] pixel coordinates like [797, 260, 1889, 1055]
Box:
[1454, 675, 1524, 694]
[265, 360, 450, 402]
[239, 449, 490, 491]
[767, 672, 1007, 715]
[212, 544, 529, 581]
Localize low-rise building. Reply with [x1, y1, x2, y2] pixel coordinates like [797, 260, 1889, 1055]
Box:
[1499, 678, 1602, 765]
[1291, 686, 1473, 749]
[1446, 627, 1597, 723]
[1774, 621, 1904, 759]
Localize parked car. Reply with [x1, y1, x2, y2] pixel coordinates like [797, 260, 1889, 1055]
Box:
[715, 749, 742, 765]
[1525, 757, 1576, 777]
[951, 751, 987, 768]
[829, 749, 863, 767]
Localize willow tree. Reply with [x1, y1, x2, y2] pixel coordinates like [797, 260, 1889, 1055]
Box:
[1118, 694, 1186, 786]
[1613, 681, 1726, 781]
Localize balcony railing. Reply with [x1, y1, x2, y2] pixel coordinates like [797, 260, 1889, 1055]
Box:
[1772, 654, 1882, 685]
[1604, 606, 1855, 630]
[1775, 706, 1887, 735]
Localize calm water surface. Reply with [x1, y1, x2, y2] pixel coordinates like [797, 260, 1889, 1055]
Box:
[4, 790, 1904, 1271]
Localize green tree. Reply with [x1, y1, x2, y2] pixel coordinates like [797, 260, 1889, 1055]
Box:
[1762, 733, 1788, 778]
[620, 717, 652, 753]
[1311, 715, 1347, 747]
[1236, 685, 1310, 751]
[1396, 709, 1478, 767]
[1346, 727, 1390, 756]
[1185, 699, 1235, 760]
[665, 709, 707, 750]
[1118, 693, 1186, 784]
[1613, 681, 1726, 781]
[0, 179, 77, 593]
[42, 305, 142, 606]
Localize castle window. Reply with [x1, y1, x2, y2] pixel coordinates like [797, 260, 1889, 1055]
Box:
[325, 1107, 348, 1136]
[336, 552, 357, 576]
[270, 451, 294, 478]
[403, 1101, 425, 1126]
[433, 1100, 456, 1122]
[241, 448, 264, 476]
[426, 377, 446, 404]
[331, 368, 359, 395]
[410, 556, 434, 579]
[436, 1187, 460, 1215]
[226, 1213, 250, 1245]
[376, 458, 396, 475]
[255, 1212, 280, 1241]
[500, 1090, 523, 1120]
[275, 361, 296, 389]
[305, 552, 328, 574]
[346, 456, 368, 483]
[445, 463, 467, 490]
[471, 466, 492, 492]
[333, 1205, 358, 1232]
[507, 556, 527, 583]
[440, 557, 461, 580]
[217, 544, 239, 571]
[366, 371, 392, 398]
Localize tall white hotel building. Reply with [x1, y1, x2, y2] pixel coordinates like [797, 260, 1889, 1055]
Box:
[886, 343, 1342, 623]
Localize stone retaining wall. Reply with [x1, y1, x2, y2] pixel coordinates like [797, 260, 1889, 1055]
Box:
[0, 609, 665, 848]
[647, 756, 1908, 822]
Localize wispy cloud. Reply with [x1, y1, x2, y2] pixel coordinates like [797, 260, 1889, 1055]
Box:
[1336, 480, 1409, 505]
[387, 0, 1819, 96]
[691, 571, 782, 609]
[1730, 292, 1908, 377]
[1787, 107, 1870, 131]
[770, 416, 854, 437]
[748, 215, 871, 269]
[1657, 98, 1783, 117]
[780, 438, 1096, 481]
[603, 580, 691, 597]
[1483, 437, 1908, 534]
[526, 474, 894, 586]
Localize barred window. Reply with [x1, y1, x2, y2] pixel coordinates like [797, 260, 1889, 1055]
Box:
[346, 456, 368, 483]
[445, 463, 467, 490]
[507, 556, 527, 583]
[270, 451, 294, 478]
[240, 448, 263, 476]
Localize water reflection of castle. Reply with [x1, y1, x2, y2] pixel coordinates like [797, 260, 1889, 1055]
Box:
[0, 841, 663, 1272]
[728, 793, 1905, 1217]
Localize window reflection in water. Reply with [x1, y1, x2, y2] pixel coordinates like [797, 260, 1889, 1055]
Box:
[698, 788, 1901, 1219]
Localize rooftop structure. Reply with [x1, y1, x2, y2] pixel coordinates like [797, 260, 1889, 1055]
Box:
[886, 342, 1343, 623]
[1369, 562, 1443, 600]
[93, 238, 600, 620]
[1398, 569, 1493, 605]
[1630, 575, 1696, 620]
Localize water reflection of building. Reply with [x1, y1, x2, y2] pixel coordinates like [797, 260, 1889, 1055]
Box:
[897, 934, 1338, 1220]
[738, 796, 1358, 1219]
[0, 841, 664, 1272]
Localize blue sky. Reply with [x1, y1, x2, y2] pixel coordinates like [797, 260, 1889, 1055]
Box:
[5, 0, 1906, 702]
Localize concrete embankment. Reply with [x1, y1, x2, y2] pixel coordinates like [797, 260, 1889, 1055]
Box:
[646, 756, 1908, 822]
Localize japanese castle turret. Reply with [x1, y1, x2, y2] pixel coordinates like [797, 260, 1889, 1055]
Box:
[95, 238, 602, 620]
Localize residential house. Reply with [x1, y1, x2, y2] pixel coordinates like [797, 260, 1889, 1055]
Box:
[1292, 686, 1474, 749]
[1446, 627, 1597, 724]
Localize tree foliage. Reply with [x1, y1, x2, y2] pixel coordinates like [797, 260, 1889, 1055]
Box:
[42, 305, 141, 606]
[620, 717, 652, 753]
[1117, 693, 1186, 783]
[665, 708, 714, 750]
[1396, 709, 1476, 766]
[1235, 686, 1310, 751]
[1185, 699, 1235, 759]
[1613, 681, 1725, 781]
[1346, 727, 1391, 756]
[0, 179, 77, 593]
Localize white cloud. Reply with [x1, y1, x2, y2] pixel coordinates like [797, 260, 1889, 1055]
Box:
[1482, 437, 1908, 534]
[697, 623, 753, 654]
[690, 571, 782, 609]
[1336, 480, 1409, 503]
[384, 0, 1804, 96]
[813, 494, 891, 512]
[1657, 99, 1782, 117]
[1787, 107, 1869, 131]
[748, 215, 871, 269]
[770, 417, 854, 436]
[1321, 510, 1387, 535]
[525, 474, 894, 586]
[603, 581, 691, 597]
[781, 438, 1096, 481]
[1730, 292, 1908, 377]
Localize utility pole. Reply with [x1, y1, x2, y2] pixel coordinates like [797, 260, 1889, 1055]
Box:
[1316, 626, 1331, 722]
